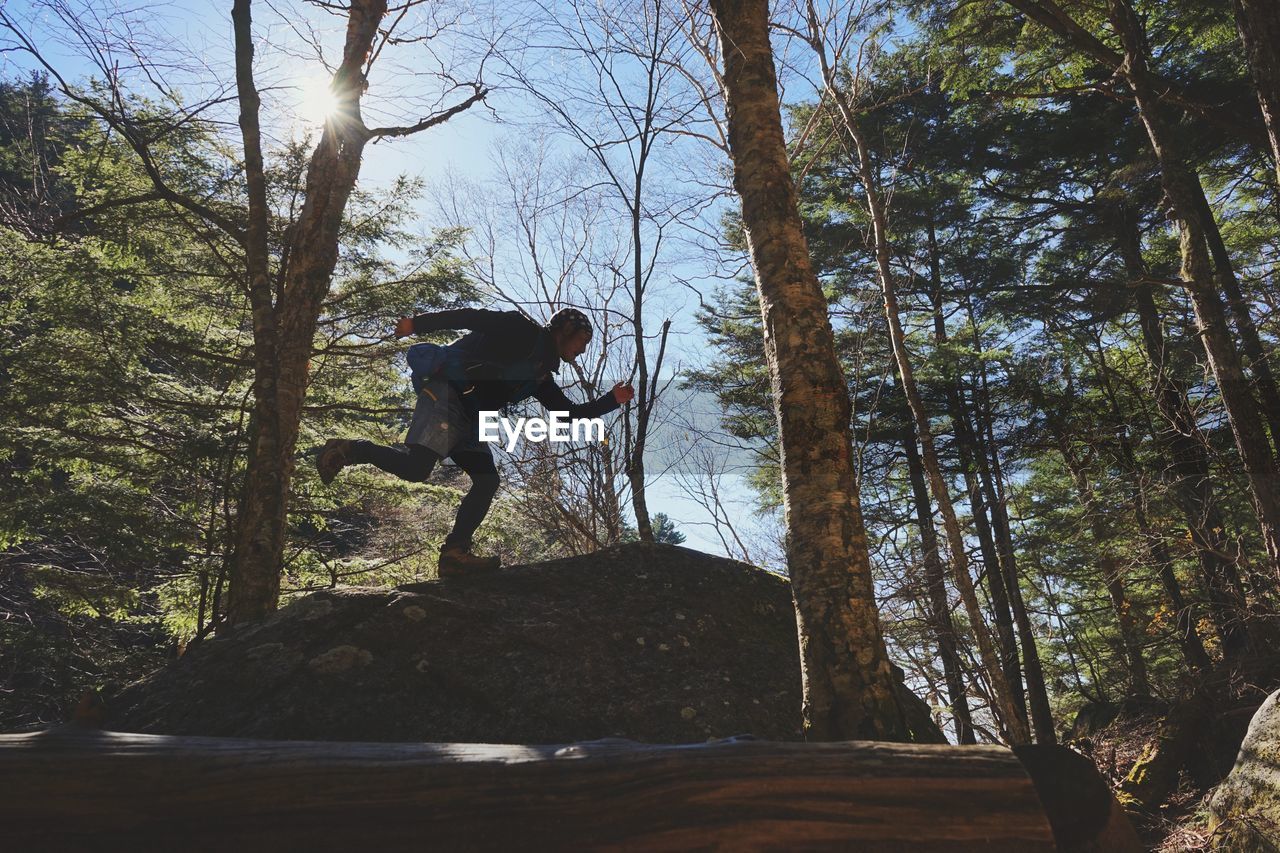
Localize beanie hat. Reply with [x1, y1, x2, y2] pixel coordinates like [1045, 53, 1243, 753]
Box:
[547, 307, 593, 339]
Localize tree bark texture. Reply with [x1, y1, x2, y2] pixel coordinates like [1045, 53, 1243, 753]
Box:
[0, 728, 1142, 852]
[708, 0, 913, 741]
[1110, 0, 1280, 584]
[227, 0, 386, 622]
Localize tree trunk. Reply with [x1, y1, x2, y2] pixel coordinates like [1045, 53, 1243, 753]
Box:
[1231, 0, 1280, 188]
[708, 0, 917, 741]
[1085, 306, 1212, 674]
[627, 190, 656, 543]
[800, 10, 1025, 739]
[1190, 187, 1280, 461]
[0, 728, 1144, 852]
[1116, 210, 1253, 661]
[1056, 427, 1151, 698]
[226, 0, 385, 623]
[1110, 0, 1280, 584]
[946, 378, 1028, 729]
[1047, 353, 1151, 697]
[966, 311, 1057, 743]
[1085, 297, 1214, 672]
[226, 0, 281, 623]
[926, 256, 1033, 739]
[900, 408, 977, 744]
[1121, 216, 1249, 660]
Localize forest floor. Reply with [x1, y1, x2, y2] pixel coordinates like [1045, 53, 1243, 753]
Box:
[1076, 694, 1267, 850]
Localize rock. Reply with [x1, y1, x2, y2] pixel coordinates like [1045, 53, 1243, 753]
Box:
[1208, 688, 1280, 850]
[101, 543, 805, 744]
[245, 643, 284, 661]
[308, 646, 373, 675]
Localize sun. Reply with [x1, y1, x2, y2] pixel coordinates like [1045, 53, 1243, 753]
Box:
[298, 76, 339, 126]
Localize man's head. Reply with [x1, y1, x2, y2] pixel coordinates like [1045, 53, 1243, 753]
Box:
[547, 307, 592, 362]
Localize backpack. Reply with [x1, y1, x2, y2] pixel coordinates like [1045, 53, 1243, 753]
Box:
[405, 328, 549, 402]
[406, 342, 452, 393]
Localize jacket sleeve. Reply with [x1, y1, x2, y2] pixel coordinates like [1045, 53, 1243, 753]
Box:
[410, 308, 522, 335]
[534, 378, 622, 421]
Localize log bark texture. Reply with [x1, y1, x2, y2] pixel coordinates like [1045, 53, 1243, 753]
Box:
[0, 728, 1142, 852]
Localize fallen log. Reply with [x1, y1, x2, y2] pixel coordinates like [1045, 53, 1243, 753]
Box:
[0, 727, 1139, 851]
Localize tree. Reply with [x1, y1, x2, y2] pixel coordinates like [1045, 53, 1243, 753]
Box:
[651, 512, 686, 545]
[1, 0, 488, 623]
[1107, 0, 1280, 584]
[704, 0, 923, 741]
[0, 80, 481, 722]
[498, 0, 708, 544]
[782, 0, 1031, 744]
[1228, 0, 1280, 188]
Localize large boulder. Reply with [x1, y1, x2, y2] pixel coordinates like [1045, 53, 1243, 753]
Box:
[1209, 688, 1280, 850]
[103, 543, 805, 744]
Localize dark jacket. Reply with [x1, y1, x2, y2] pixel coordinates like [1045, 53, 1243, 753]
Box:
[411, 308, 620, 419]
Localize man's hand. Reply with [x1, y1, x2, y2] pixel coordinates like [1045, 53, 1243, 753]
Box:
[394, 317, 415, 338]
[612, 382, 635, 405]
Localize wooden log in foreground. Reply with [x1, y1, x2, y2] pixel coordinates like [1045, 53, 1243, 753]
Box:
[0, 727, 1139, 852]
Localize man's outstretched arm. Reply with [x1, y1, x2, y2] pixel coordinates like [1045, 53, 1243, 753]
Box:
[535, 379, 633, 421]
[394, 308, 521, 338]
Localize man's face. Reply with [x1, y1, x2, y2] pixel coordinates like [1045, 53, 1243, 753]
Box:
[556, 328, 591, 362]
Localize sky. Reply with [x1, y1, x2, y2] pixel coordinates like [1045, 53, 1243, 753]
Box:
[1, 0, 775, 562]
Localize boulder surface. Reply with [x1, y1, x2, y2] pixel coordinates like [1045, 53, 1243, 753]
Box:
[1209, 687, 1280, 850]
[103, 543, 804, 744]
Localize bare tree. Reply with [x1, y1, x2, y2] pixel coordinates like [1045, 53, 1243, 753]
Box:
[497, 0, 713, 542]
[437, 140, 640, 550]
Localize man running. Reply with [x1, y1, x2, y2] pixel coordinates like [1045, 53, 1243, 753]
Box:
[315, 307, 633, 577]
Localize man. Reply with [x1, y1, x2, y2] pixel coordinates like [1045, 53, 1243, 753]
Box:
[315, 306, 634, 576]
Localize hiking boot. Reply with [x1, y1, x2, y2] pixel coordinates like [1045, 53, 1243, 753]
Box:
[315, 439, 352, 485]
[438, 545, 501, 578]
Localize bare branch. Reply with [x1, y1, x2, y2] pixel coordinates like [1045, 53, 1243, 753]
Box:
[367, 86, 488, 140]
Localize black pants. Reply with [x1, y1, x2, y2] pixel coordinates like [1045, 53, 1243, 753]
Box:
[348, 441, 499, 550]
